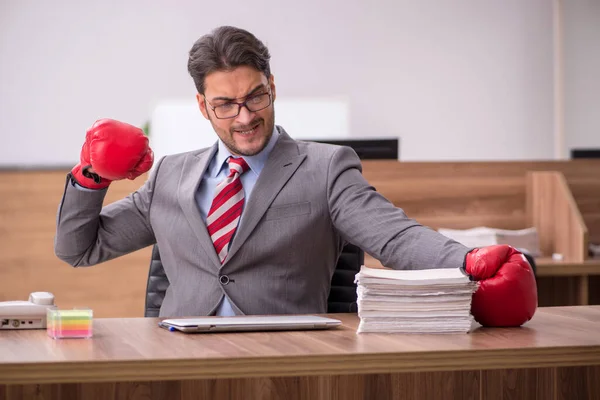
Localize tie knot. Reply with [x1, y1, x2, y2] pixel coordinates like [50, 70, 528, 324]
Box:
[227, 157, 250, 177]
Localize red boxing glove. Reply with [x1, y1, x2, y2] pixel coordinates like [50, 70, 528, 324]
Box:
[71, 119, 154, 189]
[465, 245, 537, 327]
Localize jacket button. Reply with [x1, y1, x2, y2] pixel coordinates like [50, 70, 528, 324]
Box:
[219, 275, 230, 285]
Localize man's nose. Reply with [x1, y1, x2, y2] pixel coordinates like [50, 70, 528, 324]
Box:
[235, 105, 255, 125]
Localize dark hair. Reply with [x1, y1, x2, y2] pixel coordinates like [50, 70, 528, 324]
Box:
[187, 26, 271, 94]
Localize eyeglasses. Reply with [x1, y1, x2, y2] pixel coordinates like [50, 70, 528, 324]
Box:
[204, 89, 272, 119]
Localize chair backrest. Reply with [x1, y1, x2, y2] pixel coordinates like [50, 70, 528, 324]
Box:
[144, 243, 364, 317]
[327, 243, 363, 313]
[145, 245, 170, 317]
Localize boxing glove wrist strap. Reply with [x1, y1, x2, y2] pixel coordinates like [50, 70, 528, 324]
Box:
[70, 165, 111, 190]
[81, 165, 103, 184]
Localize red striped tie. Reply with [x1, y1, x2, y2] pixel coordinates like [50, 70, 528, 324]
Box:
[207, 157, 250, 263]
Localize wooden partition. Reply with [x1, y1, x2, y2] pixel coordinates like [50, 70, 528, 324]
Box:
[525, 171, 591, 305]
[359, 160, 600, 243]
[0, 170, 152, 318]
[359, 160, 600, 306]
[1, 160, 599, 317]
[526, 171, 588, 262]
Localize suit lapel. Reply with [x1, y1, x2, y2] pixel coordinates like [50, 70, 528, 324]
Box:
[177, 144, 222, 269]
[225, 129, 306, 265]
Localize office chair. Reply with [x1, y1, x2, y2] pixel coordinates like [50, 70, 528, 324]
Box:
[144, 243, 364, 317]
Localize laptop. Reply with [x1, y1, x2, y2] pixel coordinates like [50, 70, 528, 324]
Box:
[158, 315, 342, 333]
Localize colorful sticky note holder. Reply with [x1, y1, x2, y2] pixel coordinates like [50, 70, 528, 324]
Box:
[47, 308, 93, 339]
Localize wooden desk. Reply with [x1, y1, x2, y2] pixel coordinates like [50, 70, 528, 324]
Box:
[534, 258, 600, 276]
[1, 307, 599, 400]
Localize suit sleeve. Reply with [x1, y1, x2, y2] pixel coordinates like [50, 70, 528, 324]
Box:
[327, 146, 469, 270]
[54, 157, 165, 267]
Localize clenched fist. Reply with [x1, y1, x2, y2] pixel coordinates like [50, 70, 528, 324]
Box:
[465, 245, 537, 327]
[71, 119, 154, 189]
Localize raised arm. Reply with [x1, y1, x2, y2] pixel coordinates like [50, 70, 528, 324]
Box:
[54, 119, 156, 266]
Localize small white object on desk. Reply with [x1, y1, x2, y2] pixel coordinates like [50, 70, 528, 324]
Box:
[589, 243, 600, 259]
[28, 292, 55, 306]
[0, 292, 57, 330]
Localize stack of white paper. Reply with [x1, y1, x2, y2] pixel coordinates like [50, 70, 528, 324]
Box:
[355, 266, 477, 334]
[437, 226, 541, 257]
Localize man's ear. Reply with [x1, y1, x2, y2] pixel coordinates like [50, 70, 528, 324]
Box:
[269, 74, 276, 103]
[197, 93, 209, 120]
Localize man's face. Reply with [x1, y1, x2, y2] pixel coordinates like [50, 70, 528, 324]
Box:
[197, 66, 276, 156]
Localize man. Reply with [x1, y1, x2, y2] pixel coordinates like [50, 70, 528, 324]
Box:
[54, 26, 537, 327]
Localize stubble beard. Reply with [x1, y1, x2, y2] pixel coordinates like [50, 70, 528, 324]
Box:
[209, 108, 276, 157]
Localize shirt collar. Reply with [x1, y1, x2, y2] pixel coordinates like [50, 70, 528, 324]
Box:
[210, 126, 280, 178]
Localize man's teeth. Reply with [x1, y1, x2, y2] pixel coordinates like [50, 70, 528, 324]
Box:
[237, 126, 257, 134]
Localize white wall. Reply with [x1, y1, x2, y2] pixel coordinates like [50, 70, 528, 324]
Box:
[563, 0, 600, 156]
[0, 0, 560, 166]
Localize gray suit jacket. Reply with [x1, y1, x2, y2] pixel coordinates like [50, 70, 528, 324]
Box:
[55, 126, 469, 317]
